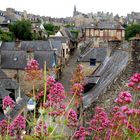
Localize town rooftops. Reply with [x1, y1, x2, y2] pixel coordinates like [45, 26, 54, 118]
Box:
[49, 36, 69, 44]
[1, 40, 62, 52]
[21, 41, 52, 51]
[83, 50, 129, 108]
[78, 47, 107, 62]
[34, 51, 56, 69]
[1, 41, 51, 51]
[1, 50, 27, 69]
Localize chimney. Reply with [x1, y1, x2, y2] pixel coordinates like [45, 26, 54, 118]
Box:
[15, 39, 21, 50]
[107, 41, 112, 57]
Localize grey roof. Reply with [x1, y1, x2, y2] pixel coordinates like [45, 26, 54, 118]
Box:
[0, 69, 9, 79]
[50, 39, 62, 56]
[61, 28, 76, 42]
[0, 79, 19, 89]
[0, 86, 11, 98]
[83, 50, 129, 108]
[85, 22, 124, 30]
[1, 50, 27, 69]
[21, 41, 52, 51]
[49, 36, 69, 43]
[1, 40, 62, 53]
[34, 51, 55, 69]
[78, 47, 107, 62]
[1, 42, 16, 50]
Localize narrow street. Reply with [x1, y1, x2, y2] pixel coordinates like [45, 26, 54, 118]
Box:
[59, 47, 80, 92]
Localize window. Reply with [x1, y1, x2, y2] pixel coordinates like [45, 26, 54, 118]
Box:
[66, 48, 69, 54]
[62, 49, 65, 57]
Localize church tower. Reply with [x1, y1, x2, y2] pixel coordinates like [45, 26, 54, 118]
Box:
[73, 5, 77, 17]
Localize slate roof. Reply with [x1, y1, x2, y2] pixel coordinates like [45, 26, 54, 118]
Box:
[78, 47, 107, 62]
[21, 41, 52, 51]
[83, 50, 129, 108]
[85, 22, 124, 30]
[50, 39, 62, 56]
[1, 42, 16, 50]
[1, 40, 62, 53]
[0, 87, 11, 98]
[34, 51, 55, 69]
[60, 28, 76, 42]
[0, 69, 9, 79]
[1, 50, 27, 69]
[0, 79, 19, 89]
[49, 36, 69, 43]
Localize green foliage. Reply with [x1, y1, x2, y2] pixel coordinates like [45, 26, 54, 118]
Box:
[0, 29, 14, 42]
[43, 23, 60, 36]
[125, 24, 140, 40]
[9, 20, 33, 40]
[70, 30, 79, 39]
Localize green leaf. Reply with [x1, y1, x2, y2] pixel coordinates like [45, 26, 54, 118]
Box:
[48, 126, 54, 133]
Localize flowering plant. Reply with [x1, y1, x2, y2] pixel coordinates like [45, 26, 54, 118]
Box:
[2, 96, 15, 110]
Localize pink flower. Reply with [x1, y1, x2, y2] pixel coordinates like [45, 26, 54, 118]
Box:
[12, 115, 26, 129]
[89, 107, 110, 133]
[71, 83, 83, 96]
[25, 59, 42, 80]
[115, 91, 132, 105]
[128, 82, 135, 87]
[67, 109, 78, 127]
[48, 82, 65, 103]
[2, 96, 15, 110]
[74, 126, 89, 140]
[46, 76, 56, 91]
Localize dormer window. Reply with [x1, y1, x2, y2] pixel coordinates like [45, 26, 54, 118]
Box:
[7, 20, 10, 23]
[13, 57, 18, 61]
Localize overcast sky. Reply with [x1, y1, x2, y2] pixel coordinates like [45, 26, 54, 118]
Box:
[1, 0, 140, 18]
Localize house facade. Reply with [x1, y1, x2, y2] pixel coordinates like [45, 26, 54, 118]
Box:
[82, 22, 125, 42]
[50, 35, 70, 63]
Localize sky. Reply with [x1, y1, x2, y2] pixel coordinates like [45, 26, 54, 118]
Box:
[1, 0, 140, 18]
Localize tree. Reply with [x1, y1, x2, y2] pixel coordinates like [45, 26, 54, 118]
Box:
[125, 24, 140, 40]
[9, 20, 33, 40]
[0, 29, 14, 42]
[43, 23, 59, 36]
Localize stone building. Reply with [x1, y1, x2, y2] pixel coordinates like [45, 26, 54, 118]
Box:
[82, 22, 125, 42]
[0, 40, 64, 94]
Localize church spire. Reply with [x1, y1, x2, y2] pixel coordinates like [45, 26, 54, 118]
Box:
[74, 5, 76, 13]
[73, 5, 77, 17]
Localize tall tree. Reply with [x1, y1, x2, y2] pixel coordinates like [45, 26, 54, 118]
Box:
[9, 20, 33, 40]
[125, 24, 140, 40]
